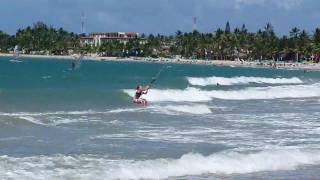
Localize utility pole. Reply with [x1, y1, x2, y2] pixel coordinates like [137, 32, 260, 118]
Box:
[81, 11, 86, 35]
[193, 17, 197, 32]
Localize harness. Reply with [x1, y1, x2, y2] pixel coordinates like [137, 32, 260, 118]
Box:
[135, 91, 142, 99]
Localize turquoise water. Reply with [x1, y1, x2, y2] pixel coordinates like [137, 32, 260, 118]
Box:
[0, 56, 320, 179]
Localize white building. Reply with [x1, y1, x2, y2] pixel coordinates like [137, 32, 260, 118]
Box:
[80, 32, 139, 46]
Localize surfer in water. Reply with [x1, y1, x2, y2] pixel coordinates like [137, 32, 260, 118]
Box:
[133, 85, 149, 106]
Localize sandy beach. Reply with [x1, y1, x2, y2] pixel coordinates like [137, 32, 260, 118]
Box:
[1, 53, 320, 71]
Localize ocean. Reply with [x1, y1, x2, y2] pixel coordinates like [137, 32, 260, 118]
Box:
[0, 56, 320, 179]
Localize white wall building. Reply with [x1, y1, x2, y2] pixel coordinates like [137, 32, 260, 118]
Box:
[80, 32, 139, 46]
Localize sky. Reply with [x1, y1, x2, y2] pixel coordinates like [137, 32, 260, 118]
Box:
[0, 0, 319, 36]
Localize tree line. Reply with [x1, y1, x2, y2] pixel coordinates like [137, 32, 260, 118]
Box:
[1, 21, 320, 62]
[0, 22, 79, 55]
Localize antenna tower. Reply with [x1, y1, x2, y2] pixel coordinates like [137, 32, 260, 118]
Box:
[193, 17, 197, 31]
[81, 11, 86, 35]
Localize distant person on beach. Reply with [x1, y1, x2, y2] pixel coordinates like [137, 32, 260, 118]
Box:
[133, 85, 149, 106]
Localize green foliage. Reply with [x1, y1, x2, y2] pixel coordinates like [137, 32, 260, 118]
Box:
[1, 22, 320, 61]
[14, 21, 78, 54]
[0, 31, 15, 52]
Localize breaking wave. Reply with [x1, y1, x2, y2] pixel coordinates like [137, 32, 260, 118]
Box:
[124, 83, 320, 101]
[187, 76, 303, 86]
[1, 149, 319, 179]
[123, 88, 210, 102]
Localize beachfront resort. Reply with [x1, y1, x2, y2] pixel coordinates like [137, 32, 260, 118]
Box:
[80, 32, 141, 47]
[1, 21, 320, 64]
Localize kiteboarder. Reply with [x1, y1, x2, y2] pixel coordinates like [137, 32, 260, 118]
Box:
[132, 64, 166, 106]
[133, 85, 149, 106]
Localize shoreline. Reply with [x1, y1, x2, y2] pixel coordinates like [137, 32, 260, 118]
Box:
[1, 53, 320, 71]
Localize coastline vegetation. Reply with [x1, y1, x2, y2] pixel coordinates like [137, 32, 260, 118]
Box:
[1, 21, 320, 62]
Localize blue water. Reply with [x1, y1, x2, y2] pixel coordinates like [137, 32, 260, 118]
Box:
[0, 56, 320, 179]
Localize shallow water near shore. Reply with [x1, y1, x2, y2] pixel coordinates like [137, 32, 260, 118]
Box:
[0, 56, 320, 179]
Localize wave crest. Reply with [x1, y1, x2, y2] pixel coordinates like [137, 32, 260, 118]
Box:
[1, 149, 319, 179]
[187, 76, 303, 86]
[124, 84, 320, 102]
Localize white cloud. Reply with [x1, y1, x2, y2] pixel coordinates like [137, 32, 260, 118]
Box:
[235, 0, 266, 6]
[234, 0, 303, 10]
[275, 0, 303, 10]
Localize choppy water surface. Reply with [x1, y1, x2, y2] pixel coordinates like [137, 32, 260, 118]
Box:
[0, 57, 320, 179]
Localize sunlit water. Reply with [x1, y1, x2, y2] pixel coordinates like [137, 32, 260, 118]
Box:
[0, 57, 320, 179]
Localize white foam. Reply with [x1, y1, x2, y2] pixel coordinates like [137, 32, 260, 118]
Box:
[108, 104, 212, 115]
[152, 104, 212, 115]
[124, 84, 320, 101]
[17, 116, 46, 125]
[0, 105, 211, 126]
[0, 110, 98, 117]
[0, 107, 172, 126]
[108, 108, 145, 113]
[187, 76, 303, 86]
[1, 149, 319, 179]
[0, 108, 149, 117]
[212, 83, 320, 100]
[123, 88, 211, 102]
[41, 75, 52, 79]
[0, 110, 107, 126]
